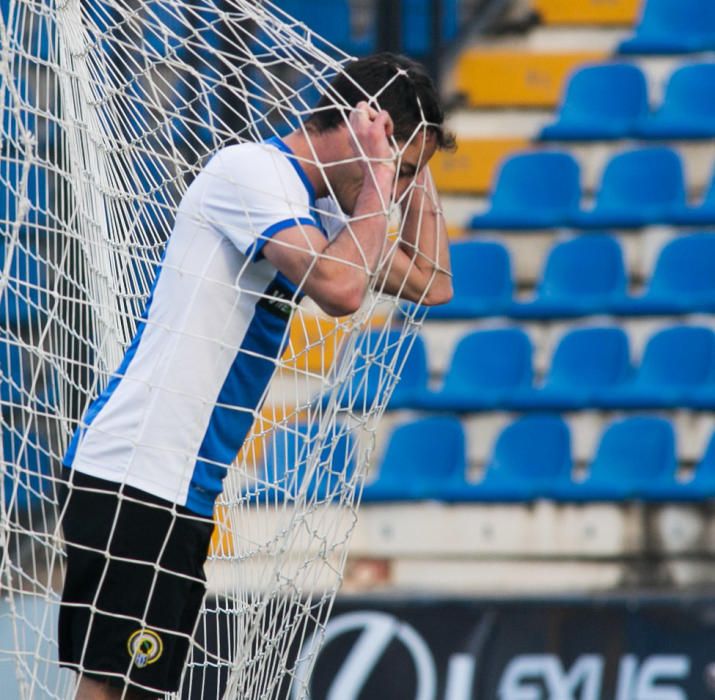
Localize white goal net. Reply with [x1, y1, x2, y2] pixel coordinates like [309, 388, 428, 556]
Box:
[0, 0, 443, 697]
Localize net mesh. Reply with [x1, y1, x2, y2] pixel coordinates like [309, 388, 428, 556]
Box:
[0, 0, 445, 697]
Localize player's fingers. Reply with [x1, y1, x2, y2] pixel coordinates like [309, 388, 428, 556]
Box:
[372, 110, 393, 139]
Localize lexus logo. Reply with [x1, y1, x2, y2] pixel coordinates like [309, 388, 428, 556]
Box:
[292, 611, 438, 700]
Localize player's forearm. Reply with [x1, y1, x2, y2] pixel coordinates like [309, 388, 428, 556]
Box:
[379, 170, 453, 304]
[307, 166, 394, 313]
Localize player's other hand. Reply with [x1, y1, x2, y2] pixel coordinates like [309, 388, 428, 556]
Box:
[349, 101, 396, 176]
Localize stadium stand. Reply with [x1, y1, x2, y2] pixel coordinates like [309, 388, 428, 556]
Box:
[522, 326, 632, 410]
[540, 63, 649, 140]
[569, 416, 679, 500]
[534, 0, 641, 26]
[332, 329, 429, 410]
[675, 164, 715, 224]
[422, 240, 514, 319]
[0, 243, 47, 328]
[472, 414, 573, 501]
[572, 146, 687, 227]
[5, 0, 715, 594]
[619, 232, 715, 314]
[362, 415, 469, 501]
[606, 326, 715, 408]
[249, 422, 356, 503]
[468, 151, 581, 229]
[635, 63, 715, 139]
[618, 0, 715, 54]
[418, 328, 534, 410]
[2, 425, 52, 512]
[455, 50, 607, 108]
[514, 234, 628, 317]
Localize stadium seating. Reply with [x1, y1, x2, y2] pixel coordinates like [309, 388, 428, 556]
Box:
[362, 416, 470, 501]
[619, 0, 715, 54]
[455, 50, 607, 109]
[514, 234, 628, 318]
[521, 327, 632, 410]
[636, 63, 715, 139]
[676, 433, 715, 499]
[570, 416, 680, 500]
[469, 151, 581, 230]
[470, 415, 573, 501]
[534, 0, 641, 26]
[618, 233, 715, 314]
[600, 326, 715, 408]
[540, 63, 649, 140]
[572, 147, 687, 228]
[248, 423, 355, 504]
[2, 426, 53, 514]
[0, 337, 26, 409]
[675, 166, 715, 225]
[402, 0, 460, 56]
[330, 329, 429, 410]
[271, 0, 372, 55]
[419, 328, 533, 411]
[0, 242, 47, 328]
[424, 240, 513, 319]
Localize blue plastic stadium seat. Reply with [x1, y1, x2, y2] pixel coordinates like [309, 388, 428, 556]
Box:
[0, 157, 47, 236]
[521, 327, 632, 410]
[618, 233, 715, 314]
[572, 417, 679, 500]
[514, 234, 628, 318]
[540, 63, 648, 141]
[272, 0, 373, 55]
[636, 63, 715, 139]
[602, 326, 715, 408]
[247, 423, 355, 505]
[2, 426, 53, 514]
[0, 242, 47, 329]
[330, 329, 428, 411]
[676, 433, 715, 499]
[425, 241, 513, 319]
[619, 0, 715, 54]
[469, 152, 581, 230]
[402, 0, 459, 56]
[675, 165, 715, 225]
[0, 337, 26, 408]
[468, 415, 573, 501]
[419, 328, 533, 411]
[572, 147, 686, 228]
[362, 416, 469, 502]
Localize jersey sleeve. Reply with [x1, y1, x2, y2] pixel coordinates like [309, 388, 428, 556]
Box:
[315, 196, 348, 242]
[199, 143, 321, 259]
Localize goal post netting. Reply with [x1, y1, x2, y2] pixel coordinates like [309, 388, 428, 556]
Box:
[0, 0, 441, 697]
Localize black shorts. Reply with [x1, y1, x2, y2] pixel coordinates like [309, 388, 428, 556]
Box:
[58, 470, 214, 697]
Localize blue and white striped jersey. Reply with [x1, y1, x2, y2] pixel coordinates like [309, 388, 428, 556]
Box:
[64, 138, 344, 516]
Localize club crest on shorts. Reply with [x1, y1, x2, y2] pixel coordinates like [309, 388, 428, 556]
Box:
[127, 629, 163, 668]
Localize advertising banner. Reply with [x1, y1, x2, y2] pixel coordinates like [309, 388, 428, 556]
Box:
[195, 596, 715, 699]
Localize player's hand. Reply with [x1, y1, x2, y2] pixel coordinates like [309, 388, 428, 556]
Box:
[349, 101, 396, 176]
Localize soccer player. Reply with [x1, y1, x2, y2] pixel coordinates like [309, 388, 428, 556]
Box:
[59, 53, 454, 699]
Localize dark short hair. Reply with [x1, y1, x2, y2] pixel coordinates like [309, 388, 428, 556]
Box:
[306, 53, 456, 151]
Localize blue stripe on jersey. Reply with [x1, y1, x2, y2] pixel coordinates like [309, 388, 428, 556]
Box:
[186, 277, 293, 515]
[266, 137, 316, 206]
[63, 265, 163, 468]
[249, 215, 321, 261]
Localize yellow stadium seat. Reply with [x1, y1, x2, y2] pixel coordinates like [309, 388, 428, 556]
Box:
[534, 0, 641, 26]
[282, 315, 345, 375]
[456, 50, 606, 107]
[431, 138, 530, 194]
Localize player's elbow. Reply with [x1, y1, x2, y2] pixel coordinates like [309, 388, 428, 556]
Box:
[314, 279, 366, 317]
[421, 278, 453, 306]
